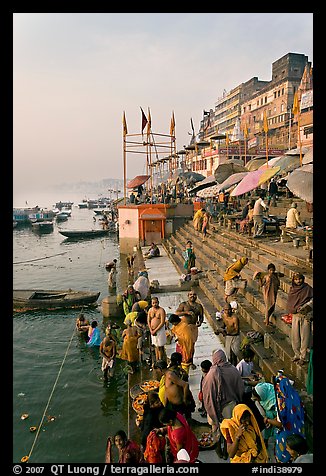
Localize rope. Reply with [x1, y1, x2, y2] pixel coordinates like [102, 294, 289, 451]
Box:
[26, 326, 76, 461]
[14, 252, 67, 265]
[127, 372, 130, 439]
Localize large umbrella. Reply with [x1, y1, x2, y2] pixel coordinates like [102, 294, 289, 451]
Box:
[197, 184, 221, 198]
[258, 156, 283, 170]
[285, 146, 310, 156]
[179, 171, 206, 184]
[273, 155, 301, 175]
[217, 172, 249, 192]
[258, 166, 281, 186]
[189, 175, 217, 194]
[286, 168, 313, 203]
[245, 157, 268, 171]
[127, 175, 150, 189]
[230, 169, 264, 197]
[302, 147, 313, 165]
[214, 159, 247, 184]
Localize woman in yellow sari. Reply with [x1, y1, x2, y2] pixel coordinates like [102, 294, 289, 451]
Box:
[220, 403, 268, 463]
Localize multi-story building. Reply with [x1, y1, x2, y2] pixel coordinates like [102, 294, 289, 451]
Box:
[183, 52, 312, 177]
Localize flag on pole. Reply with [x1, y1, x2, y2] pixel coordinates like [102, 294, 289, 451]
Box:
[170, 111, 175, 137]
[243, 122, 248, 138]
[263, 110, 269, 133]
[122, 111, 128, 136]
[147, 107, 151, 136]
[292, 91, 299, 115]
[140, 107, 148, 134]
[190, 118, 195, 138]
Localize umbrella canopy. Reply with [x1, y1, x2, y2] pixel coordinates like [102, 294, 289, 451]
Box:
[302, 147, 313, 165]
[273, 155, 301, 175]
[189, 175, 217, 194]
[179, 171, 206, 184]
[285, 146, 310, 156]
[214, 159, 247, 184]
[245, 157, 268, 171]
[197, 184, 221, 198]
[127, 175, 150, 189]
[217, 172, 249, 192]
[258, 166, 281, 186]
[287, 169, 313, 203]
[258, 155, 284, 170]
[230, 169, 264, 197]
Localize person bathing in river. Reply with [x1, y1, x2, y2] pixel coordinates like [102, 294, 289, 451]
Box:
[75, 314, 90, 341]
[84, 320, 101, 347]
[100, 334, 116, 379]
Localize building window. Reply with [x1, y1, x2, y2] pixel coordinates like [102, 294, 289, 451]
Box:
[274, 91, 277, 99]
[282, 88, 284, 95]
[265, 96, 267, 104]
[278, 90, 280, 97]
[281, 103, 285, 112]
[249, 104, 251, 111]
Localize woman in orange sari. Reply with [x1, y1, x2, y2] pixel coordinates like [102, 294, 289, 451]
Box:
[168, 314, 198, 374]
[220, 403, 268, 463]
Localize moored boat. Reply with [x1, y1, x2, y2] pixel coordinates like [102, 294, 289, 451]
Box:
[58, 229, 111, 238]
[13, 289, 101, 311]
[32, 221, 54, 233]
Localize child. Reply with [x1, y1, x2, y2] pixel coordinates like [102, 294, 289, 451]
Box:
[285, 434, 313, 463]
[197, 359, 212, 417]
[236, 347, 261, 401]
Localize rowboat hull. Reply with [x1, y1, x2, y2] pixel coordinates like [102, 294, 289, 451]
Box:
[13, 289, 100, 311]
[59, 229, 111, 238]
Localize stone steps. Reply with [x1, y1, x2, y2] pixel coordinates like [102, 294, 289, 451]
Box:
[165, 223, 312, 389]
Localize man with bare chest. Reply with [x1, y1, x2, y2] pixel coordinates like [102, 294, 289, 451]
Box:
[153, 360, 195, 420]
[215, 303, 242, 365]
[175, 290, 204, 327]
[147, 297, 167, 362]
[100, 335, 117, 379]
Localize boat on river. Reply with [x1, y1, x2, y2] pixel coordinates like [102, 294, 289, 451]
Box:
[58, 229, 111, 238]
[32, 221, 54, 233]
[13, 289, 101, 311]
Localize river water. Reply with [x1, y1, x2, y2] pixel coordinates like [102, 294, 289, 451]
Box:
[13, 204, 146, 464]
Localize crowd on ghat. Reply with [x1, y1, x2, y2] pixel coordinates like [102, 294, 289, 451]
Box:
[75, 193, 313, 465]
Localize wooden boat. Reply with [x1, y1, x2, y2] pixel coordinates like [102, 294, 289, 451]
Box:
[59, 228, 111, 238]
[32, 221, 54, 233]
[13, 289, 100, 311]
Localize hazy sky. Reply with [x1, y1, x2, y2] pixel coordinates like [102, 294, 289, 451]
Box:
[13, 12, 313, 196]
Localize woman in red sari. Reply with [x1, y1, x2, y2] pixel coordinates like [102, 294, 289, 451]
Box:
[156, 408, 199, 463]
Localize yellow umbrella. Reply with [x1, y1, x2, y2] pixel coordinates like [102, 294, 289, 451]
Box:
[257, 166, 280, 186]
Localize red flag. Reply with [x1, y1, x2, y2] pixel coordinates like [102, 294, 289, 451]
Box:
[140, 107, 148, 134]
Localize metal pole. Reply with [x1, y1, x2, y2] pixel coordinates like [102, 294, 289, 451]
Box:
[288, 108, 292, 151]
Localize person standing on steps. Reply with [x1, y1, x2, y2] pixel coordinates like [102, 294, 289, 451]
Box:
[201, 210, 211, 242]
[253, 263, 284, 327]
[175, 289, 204, 327]
[182, 240, 196, 275]
[252, 193, 268, 238]
[286, 272, 313, 366]
[215, 302, 242, 366]
[223, 256, 249, 303]
[202, 349, 245, 459]
[147, 296, 167, 363]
